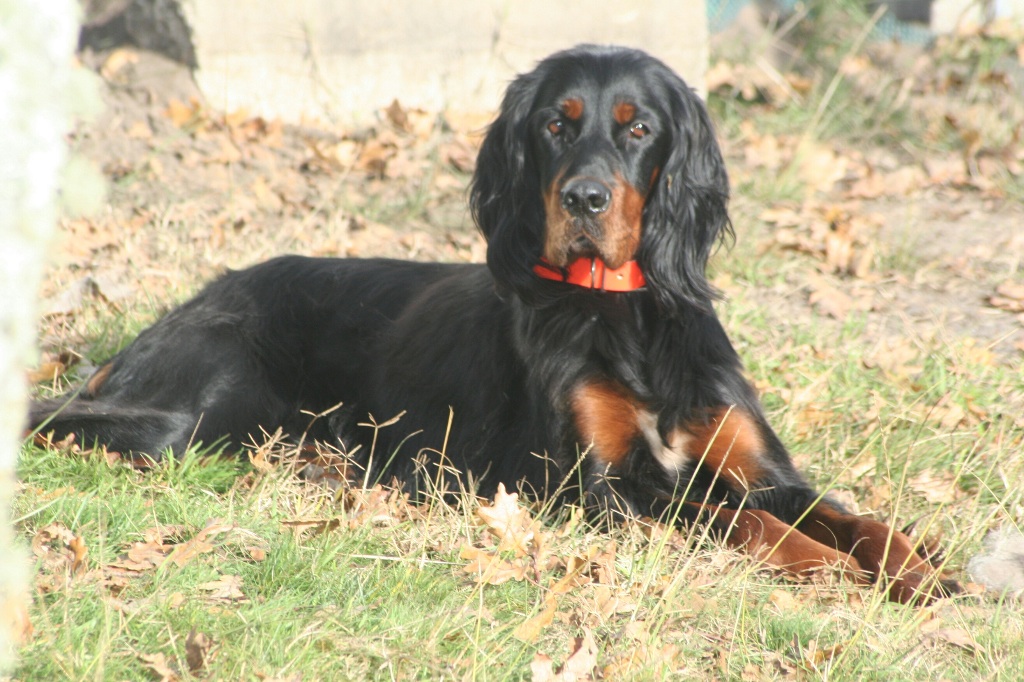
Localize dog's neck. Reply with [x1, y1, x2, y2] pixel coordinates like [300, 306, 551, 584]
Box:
[533, 257, 646, 292]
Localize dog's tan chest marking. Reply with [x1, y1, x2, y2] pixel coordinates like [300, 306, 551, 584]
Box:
[571, 381, 641, 467]
[572, 381, 765, 490]
[670, 407, 765, 490]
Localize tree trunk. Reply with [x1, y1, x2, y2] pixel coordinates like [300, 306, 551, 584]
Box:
[0, 0, 92, 669]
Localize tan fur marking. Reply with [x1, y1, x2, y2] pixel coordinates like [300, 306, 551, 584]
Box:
[613, 101, 636, 125]
[572, 381, 642, 467]
[85, 362, 113, 397]
[797, 504, 941, 604]
[542, 169, 574, 265]
[674, 407, 765, 489]
[600, 173, 645, 268]
[542, 169, 647, 268]
[562, 98, 584, 121]
[692, 503, 864, 577]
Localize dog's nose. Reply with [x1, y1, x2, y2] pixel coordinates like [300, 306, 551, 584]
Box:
[561, 179, 611, 216]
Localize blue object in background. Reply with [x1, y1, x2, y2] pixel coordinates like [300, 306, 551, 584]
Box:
[707, 0, 934, 44]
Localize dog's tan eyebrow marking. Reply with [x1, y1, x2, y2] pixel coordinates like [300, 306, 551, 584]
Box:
[613, 102, 636, 125]
[562, 98, 584, 121]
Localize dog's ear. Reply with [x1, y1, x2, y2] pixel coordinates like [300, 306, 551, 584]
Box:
[470, 70, 548, 298]
[638, 76, 732, 315]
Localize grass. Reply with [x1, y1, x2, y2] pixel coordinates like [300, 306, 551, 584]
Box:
[17, 5, 1024, 679]
[17, 291, 1024, 680]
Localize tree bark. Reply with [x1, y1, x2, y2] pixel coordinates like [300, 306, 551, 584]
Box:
[0, 0, 92, 669]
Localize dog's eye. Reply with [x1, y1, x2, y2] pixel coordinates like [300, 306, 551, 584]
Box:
[629, 122, 650, 139]
[546, 119, 565, 136]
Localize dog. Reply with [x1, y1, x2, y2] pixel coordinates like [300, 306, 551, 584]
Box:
[30, 44, 957, 604]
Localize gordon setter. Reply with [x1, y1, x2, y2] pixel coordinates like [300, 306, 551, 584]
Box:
[30, 45, 957, 604]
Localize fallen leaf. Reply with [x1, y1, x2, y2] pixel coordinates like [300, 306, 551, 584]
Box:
[768, 588, 800, 611]
[558, 630, 600, 681]
[185, 628, 213, 674]
[846, 166, 926, 199]
[909, 469, 962, 504]
[460, 545, 529, 585]
[198, 574, 247, 602]
[165, 97, 204, 130]
[109, 541, 169, 572]
[476, 483, 540, 557]
[99, 48, 139, 81]
[529, 631, 601, 680]
[807, 275, 857, 320]
[31, 523, 88, 586]
[126, 119, 153, 140]
[989, 280, 1024, 312]
[863, 337, 923, 379]
[166, 520, 233, 567]
[281, 517, 342, 537]
[798, 142, 848, 195]
[531, 653, 556, 682]
[138, 652, 180, 682]
[27, 358, 68, 384]
[923, 627, 981, 655]
[514, 597, 558, 643]
[802, 639, 847, 669]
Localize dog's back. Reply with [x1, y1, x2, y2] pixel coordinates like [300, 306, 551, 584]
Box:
[29, 256, 487, 458]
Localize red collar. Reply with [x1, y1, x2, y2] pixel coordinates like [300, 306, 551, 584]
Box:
[533, 257, 646, 292]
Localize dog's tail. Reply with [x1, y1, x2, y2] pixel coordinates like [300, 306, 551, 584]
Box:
[27, 395, 192, 459]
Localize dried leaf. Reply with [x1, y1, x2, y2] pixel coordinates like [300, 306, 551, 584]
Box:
[109, 541, 169, 572]
[165, 97, 204, 130]
[559, 630, 599, 681]
[138, 652, 180, 682]
[806, 274, 863, 320]
[847, 166, 926, 199]
[185, 628, 213, 674]
[281, 517, 342, 537]
[198, 574, 247, 602]
[28, 359, 68, 384]
[531, 653, 556, 682]
[798, 142, 848, 194]
[514, 597, 558, 643]
[989, 280, 1024, 312]
[31, 523, 88, 586]
[863, 337, 923, 379]
[923, 627, 981, 655]
[768, 588, 800, 611]
[476, 483, 539, 556]
[460, 545, 529, 585]
[909, 469, 962, 504]
[166, 520, 233, 567]
[802, 639, 847, 669]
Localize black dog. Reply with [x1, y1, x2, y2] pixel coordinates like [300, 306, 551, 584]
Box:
[30, 45, 954, 603]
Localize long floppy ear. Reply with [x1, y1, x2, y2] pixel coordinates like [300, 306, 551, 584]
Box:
[469, 70, 548, 298]
[638, 75, 732, 316]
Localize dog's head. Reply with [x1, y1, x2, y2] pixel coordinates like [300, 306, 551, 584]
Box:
[470, 44, 731, 313]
